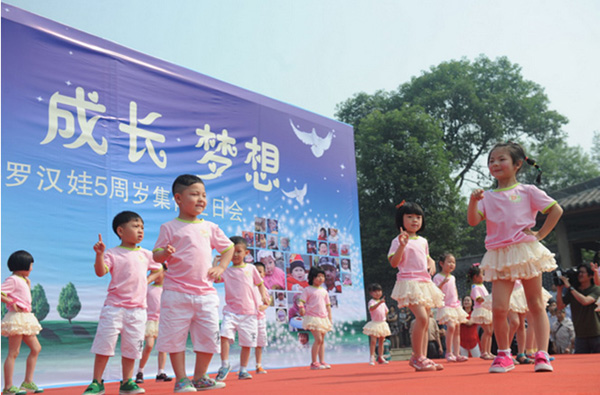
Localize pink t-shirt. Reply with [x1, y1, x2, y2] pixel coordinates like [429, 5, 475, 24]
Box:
[368, 299, 389, 322]
[298, 285, 330, 318]
[1, 275, 32, 312]
[146, 284, 163, 321]
[477, 183, 556, 250]
[264, 266, 286, 290]
[433, 273, 461, 308]
[253, 283, 269, 320]
[103, 246, 161, 309]
[471, 283, 489, 309]
[217, 264, 264, 315]
[387, 235, 431, 282]
[153, 218, 233, 295]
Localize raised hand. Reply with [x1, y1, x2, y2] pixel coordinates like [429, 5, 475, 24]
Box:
[470, 188, 484, 201]
[397, 227, 409, 247]
[93, 234, 105, 255]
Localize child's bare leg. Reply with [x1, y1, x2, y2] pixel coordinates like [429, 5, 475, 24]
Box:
[522, 276, 549, 353]
[310, 330, 324, 363]
[369, 336, 376, 357]
[193, 352, 213, 381]
[492, 279, 513, 350]
[169, 352, 186, 381]
[255, 347, 263, 367]
[158, 351, 168, 371]
[240, 346, 251, 368]
[452, 325, 461, 356]
[220, 337, 231, 362]
[3, 335, 22, 388]
[408, 304, 428, 358]
[445, 323, 456, 355]
[122, 356, 135, 381]
[318, 333, 326, 362]
[93, 354, 110, 381]
[377, 337, 385, 358]
[516, 314, 527, 355]
[138, 336, 155, 371]
[22, 335, 41, 383]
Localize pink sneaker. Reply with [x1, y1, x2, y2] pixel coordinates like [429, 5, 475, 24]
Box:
[377, 356, 388, 365]
[445, 353, 457, 362]
[456, 354, 468, 362]
[310, 362, 326, 370]
[534, 351, 553, 372]
[489, 352, 515, 373]
[320, 362, 331, 369]
[409, 356, 436, 372]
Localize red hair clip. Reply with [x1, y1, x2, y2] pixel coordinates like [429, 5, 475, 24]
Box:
[472, 263, 480, 267]
[396, 200, 405, 209]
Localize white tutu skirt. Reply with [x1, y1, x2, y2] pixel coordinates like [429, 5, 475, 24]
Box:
[542, 288, 552, 304]
[509, 286, 528, 313]
[482, 241, 557, 282]
[1, 312, 42, 336]
[471, 306, 493, 325]
[303, 315, 332, 333]
[145, 320, 159, 337]
[391, 280, 444, 309]
[363, 320, 391, 337]
[436, 306, 469, 325]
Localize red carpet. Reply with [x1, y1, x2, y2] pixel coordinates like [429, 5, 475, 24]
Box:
[41, 354, 596, 394]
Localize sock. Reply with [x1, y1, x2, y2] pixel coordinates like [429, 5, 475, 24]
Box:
[137, 368, 144, 374]
[256, 364, 262, 368]
[240, 365, 247, 372]
[498, 348, 511, 355]
[158, 369, 165, 375]
[221, 360, 229, 368]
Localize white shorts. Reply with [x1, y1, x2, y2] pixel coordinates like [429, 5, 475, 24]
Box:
[220, 310, 258, 348]
[257, 317, 268, 348]
[157, 290, 220, 354]
[91, 305, 146, 359]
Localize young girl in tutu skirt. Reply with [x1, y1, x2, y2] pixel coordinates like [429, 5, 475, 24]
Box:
[468, 264, 494, 360]
[1, 250, 44, 394]
[468, 141, 563, 373]
[298, 266, 333, 370]
[363, 283, 391, 365]
[388, 201, 444, 372]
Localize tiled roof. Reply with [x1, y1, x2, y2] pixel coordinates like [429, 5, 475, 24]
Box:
[552, 177, 600, 211]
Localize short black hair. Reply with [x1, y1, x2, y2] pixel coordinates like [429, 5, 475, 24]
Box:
[254, 262, 265, 271]
[307, 266, 325, 286]
[577, 263, 594, 277]
[230, 236, 248, 248]
[467, 264, 481, 281]
[8, 250, 34, 272]
[394, 201, 425, 232]
[368, 283, 383, 292]
[172, 174, 204, 196]
[112, 211, 143, 237]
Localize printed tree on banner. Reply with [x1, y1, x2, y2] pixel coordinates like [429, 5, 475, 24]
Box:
[57, 282, 81, 324]
[31, 284, 50, 322]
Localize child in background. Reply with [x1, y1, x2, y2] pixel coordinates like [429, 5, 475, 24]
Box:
[459, 295, 481, 358]
[388, 201, 444, 372]
[433, 253, 468, 362]
[85, 211, 162, 395]
[1, 250, 43, 395]
[468, 264, 494, 360]
[135, 269, 173, 384]
[298, 266, 333, 370]
[286, 254, 308, 291]
[253, 262, 271, 374]
[153, 174, 234, 392]
[468, 142, 563, 373]
[214, 236, 270, 382]
[362, 283, 391, 365]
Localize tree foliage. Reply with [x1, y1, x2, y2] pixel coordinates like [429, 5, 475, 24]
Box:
[57, 282, 81, 324]
[31, 283, 50, 322]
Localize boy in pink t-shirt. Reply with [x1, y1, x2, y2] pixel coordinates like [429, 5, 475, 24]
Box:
[214, 236, 270, 382]
[153, 175, 234, 392]
[84, 211, 162, 395]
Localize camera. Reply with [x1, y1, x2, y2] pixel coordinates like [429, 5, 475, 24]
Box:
[552, 267, 579, 288]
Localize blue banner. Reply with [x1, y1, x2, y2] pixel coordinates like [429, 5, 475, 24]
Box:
[1, 3, 366, 386]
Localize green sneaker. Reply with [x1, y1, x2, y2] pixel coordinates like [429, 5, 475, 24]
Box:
[119, 378, 145, 395]
[19, 382, 43, 393]
[2, 386, 26, 395]
[82, 379, 105, 395]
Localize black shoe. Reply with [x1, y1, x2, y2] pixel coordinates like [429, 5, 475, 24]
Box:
[155, 373, 173, 382]
[135, 372, 144, 384]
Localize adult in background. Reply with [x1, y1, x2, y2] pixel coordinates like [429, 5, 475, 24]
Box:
[556, 264, 600, 353]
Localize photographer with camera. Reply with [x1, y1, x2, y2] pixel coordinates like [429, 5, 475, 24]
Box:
[556, 264, 600, 353]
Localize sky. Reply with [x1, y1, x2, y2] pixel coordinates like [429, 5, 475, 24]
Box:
[3, 0, 600, 151]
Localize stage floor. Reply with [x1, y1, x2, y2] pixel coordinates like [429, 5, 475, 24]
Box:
[40, 354, 596, 394]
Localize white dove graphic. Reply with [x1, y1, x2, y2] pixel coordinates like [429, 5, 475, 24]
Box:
[282, 183, 308, 205]
[289, 119, 334, 158]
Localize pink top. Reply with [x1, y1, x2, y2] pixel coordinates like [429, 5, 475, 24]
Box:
[387, 235, 431, 282]
[154, 218, 233, 295]
[103, 246, 162, 309]
[1, 275, 32, 312]
[217, 264, 264, 315]
[264, 266, 286, 290]
[433, 273, 461, 308]
[146, 284, 163, 321]
[477, 183, 556, 250]
[368, 299, 389, 322]
[471, 284, 489, 309]
[298, 285, 330, 318]
[253, 284, 268, 320]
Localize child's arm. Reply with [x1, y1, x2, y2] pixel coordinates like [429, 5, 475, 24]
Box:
[146, 268, 163, 284]
[207, 247, 234, 280]
[327, 303, 332, 322]
[257, 283, 270, 306]
[369, 297, 385, 311]
[389, 229, 409, 268]
[153, 244, 176, 263]
[526, 203, 563, 241]
[0, 293, 20, 312]
[93, 234, 108, 277]
[467, 189, 484, 226]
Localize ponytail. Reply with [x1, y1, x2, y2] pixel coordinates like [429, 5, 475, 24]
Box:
[524, 156, 542, 184]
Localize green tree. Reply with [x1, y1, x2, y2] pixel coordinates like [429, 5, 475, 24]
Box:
[1, 302, 6, 319]
[592, 131, 600, 168]
[31, 284, 50, 322]
[57, 282, 81, 324]
[337, 55, 568, 190]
